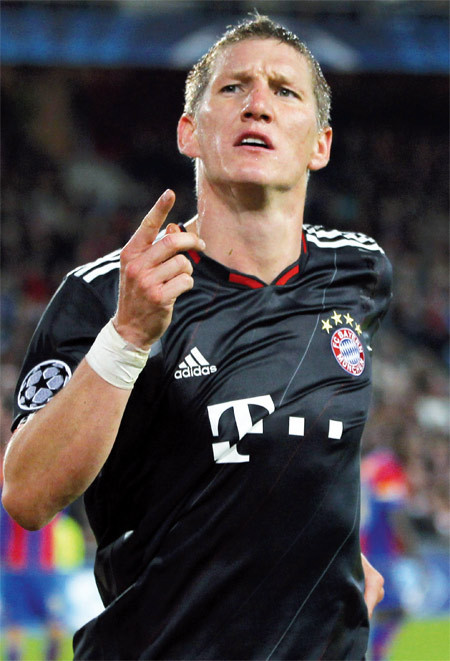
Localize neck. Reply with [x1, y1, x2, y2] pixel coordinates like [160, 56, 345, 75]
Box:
[190, 180, 307, 284]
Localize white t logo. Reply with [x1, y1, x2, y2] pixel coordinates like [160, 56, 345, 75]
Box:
[207, 395, 275, 463]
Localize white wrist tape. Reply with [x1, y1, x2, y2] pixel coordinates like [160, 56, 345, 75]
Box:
[85, 319, 150, 390]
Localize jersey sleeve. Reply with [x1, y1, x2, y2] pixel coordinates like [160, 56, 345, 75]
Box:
[361, 247, 393, 344]
[303, 224, 393, 343]
[12, 274, 116, 431]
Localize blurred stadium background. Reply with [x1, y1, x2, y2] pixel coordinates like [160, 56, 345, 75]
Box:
[1, 1, 448, 659]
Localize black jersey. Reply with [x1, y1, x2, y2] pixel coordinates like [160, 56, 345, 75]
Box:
[13, 224, 392, 660]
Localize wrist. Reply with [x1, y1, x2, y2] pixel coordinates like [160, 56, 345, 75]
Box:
[111, 319, 153, 352]
[85, 319, 151, 390]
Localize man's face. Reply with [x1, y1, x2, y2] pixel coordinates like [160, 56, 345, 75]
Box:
[179, 38, 331, 192]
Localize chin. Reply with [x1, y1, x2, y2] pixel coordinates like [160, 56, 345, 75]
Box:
[228, 167, 279, 187]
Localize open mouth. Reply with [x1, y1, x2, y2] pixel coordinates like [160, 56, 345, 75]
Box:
[235, 133, 273, 149]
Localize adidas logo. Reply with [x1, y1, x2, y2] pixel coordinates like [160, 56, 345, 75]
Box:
[174, 347, 217, 380]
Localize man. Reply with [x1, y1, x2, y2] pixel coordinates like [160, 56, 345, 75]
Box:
[3, 16, 389, 660]
[361, 445, 414, 660]
[0, 486, 65, 661]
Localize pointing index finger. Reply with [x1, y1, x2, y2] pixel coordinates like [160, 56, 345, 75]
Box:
[131, 189, 176, 251]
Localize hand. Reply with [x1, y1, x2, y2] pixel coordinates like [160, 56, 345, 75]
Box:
[361, 553, 384, 619]
[113, 190, 205, 349]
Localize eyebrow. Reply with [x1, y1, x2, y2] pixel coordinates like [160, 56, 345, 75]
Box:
[217, 69, 305, 91]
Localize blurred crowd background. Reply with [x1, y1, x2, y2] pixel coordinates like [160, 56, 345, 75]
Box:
[1, 1, 449, 659]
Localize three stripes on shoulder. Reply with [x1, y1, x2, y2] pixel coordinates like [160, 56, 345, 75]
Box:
[70, 227, 171, 284]
[70, 249, 121, 283]
[304, 225, 385, 253]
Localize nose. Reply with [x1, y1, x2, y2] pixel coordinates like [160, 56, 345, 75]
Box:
[241, 83, 273, 123]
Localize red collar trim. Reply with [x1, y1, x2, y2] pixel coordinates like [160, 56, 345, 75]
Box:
[275, 264, 299, 286]
[228, 273, 264, 289]
[187, 249, 201, 264]
[302, 231, 308, 255]
[188, 230, 306, 289]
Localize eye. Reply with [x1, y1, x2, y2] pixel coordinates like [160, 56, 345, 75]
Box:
[220, 84, 240, 93]
[277, 87, 298, 98]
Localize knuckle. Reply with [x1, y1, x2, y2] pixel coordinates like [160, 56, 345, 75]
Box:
[146, 282, 164, 306]
[150, 290, 164, 306]
[124, 261, 140, 280]
[120, 246, 131, 264]
[162, 233, 176, 250]
[174, 253, 190, 270]
[181, 273, 194, 289]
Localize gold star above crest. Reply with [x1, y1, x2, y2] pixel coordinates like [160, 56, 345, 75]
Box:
[355, 323, 362, 335]
[331, 310, 342, 326]
[322, 318, 332, 334]
[344, 313, 354, 326]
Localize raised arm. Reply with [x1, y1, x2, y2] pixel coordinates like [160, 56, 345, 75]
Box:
[2, 190, 205, 530]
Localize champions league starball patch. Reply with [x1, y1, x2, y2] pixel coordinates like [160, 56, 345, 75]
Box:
[331, 328, 365, 376]
[18, 360, 72, 411]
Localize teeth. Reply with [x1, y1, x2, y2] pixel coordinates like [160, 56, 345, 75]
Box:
[241, 137, 267, 147]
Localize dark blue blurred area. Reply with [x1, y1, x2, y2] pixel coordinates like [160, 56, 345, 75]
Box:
[1, 2, 448, 72]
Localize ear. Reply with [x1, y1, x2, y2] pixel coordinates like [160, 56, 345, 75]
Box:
[177, 114, 200, 159]
[308, 126, 333, 172]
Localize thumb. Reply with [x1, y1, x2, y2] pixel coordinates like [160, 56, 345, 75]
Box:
[165, 223, 181, 235]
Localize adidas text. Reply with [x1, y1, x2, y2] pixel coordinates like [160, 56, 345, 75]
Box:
[175, 346, 216, 379]
[175, 365, 217, 379]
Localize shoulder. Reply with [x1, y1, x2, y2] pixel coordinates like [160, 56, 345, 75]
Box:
[67, 248, 122, 285]
[303, 224, 385, 255]
[12, 250, 123, 428]
[24, 248, 123, 368]
[303, 224, 393, 335]
[303, 223, 392, 293]
[57, 248, 122, 315]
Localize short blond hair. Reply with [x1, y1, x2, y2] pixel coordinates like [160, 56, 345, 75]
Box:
[184, 14, 331, 130]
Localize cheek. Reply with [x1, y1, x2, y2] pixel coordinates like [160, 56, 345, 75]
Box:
[197, 112, 218, 150]
[199, 118, 230, 159]
[198, 100, 235, 145]
[292, 119, 319, 152]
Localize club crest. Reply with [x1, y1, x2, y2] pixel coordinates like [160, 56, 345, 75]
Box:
[331, 328, 365, 376]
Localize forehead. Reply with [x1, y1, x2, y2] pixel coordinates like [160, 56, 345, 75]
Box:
[210, 38, 312, 84]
